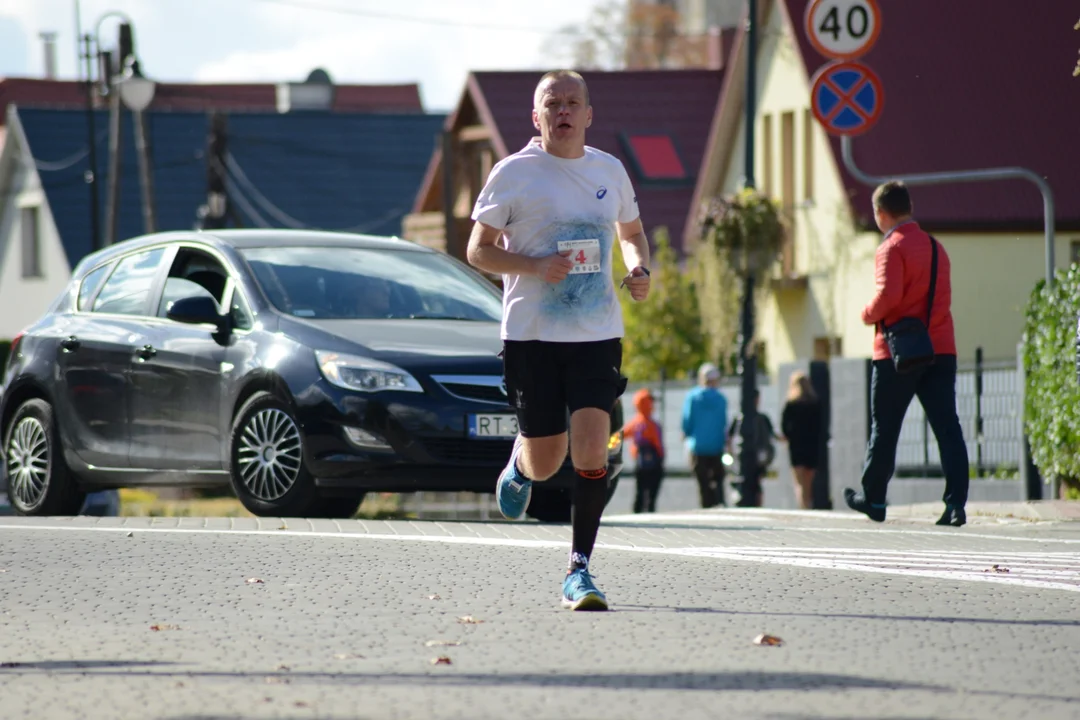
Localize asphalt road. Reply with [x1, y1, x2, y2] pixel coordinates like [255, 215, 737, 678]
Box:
[1, 509, 1078, 720]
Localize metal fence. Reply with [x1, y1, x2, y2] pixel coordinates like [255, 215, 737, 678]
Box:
[889, 350, 1021, 477]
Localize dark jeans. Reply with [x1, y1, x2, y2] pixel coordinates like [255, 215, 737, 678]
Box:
[861, 355, 970, 508]
[633, 467, 664, 513]
[690, 454, 726, 508]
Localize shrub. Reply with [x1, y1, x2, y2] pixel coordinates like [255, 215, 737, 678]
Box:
[1022, 266, 1080, 495]
[617, 226, 707, 381]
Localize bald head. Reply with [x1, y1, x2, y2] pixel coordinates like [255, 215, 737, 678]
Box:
[533, 70, 590, 110]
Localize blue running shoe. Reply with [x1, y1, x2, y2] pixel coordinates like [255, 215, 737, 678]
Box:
[496, 435, 531, 520]
[562, 567, 608, 611]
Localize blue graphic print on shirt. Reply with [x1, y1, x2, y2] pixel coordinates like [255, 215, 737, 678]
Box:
[540, 219, 616, 320]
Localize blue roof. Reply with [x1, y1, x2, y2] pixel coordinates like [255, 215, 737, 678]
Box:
[15, 107, 445, 269]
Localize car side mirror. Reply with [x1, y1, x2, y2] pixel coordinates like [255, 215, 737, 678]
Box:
[167, 296, 227, 333]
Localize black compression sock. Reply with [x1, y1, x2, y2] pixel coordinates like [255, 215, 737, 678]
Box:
[570, 467, 608, 568]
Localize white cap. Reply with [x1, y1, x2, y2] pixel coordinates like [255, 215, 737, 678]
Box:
[698, 362, 721, 383]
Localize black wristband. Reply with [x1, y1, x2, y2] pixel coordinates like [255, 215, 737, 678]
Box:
[635, 266, 651, 276]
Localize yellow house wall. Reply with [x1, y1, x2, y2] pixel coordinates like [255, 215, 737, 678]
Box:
[746, 0, 872, 374]
[931, 231, 1073, 363]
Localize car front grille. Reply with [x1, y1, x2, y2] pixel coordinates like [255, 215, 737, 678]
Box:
[441, 383, 507, 404]
[422, 438, 514, 465]
[430, 375, 509, 405]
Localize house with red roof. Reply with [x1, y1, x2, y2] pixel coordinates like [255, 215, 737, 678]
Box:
[403, 68, 727, 260]
[687, 0, 1080, 372]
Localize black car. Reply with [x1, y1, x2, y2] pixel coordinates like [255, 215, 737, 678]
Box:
[0, 230, 623, 520]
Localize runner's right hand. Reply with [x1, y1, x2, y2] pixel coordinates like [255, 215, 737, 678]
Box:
[534, 252, 575, 284]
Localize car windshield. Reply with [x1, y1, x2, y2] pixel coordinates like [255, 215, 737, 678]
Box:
[239, 245, 503, 321]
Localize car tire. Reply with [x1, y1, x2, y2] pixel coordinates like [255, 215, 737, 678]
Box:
[4, 399, 86, 516]
[524, 472, 621, 524]
[228, 391, 323, 518]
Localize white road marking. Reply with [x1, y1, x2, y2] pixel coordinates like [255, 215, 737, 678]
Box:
[664, 546, 1080, 593]
[2, 522, 1080, 593]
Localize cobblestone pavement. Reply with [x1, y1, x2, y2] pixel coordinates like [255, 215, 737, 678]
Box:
[0, 509, 1078, 720]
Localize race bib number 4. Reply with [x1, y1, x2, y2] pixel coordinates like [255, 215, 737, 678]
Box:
[558, 239, 602, 275]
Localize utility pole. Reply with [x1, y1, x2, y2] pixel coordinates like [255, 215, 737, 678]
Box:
[103, 46, 121, 247]
[81, 32, 101, 251]
[199, 111, 230, 229]
[736, 0, 760, 507]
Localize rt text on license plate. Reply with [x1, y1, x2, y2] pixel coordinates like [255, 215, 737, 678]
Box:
[468, 413, 519, 439]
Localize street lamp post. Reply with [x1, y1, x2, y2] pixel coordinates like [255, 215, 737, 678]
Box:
[739, 0, 760, 507]
[116, 56, 157, 234]
[92, 11, 134, 247]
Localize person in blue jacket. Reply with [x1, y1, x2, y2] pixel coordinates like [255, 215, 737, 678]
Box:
[682, 363, 729, 507]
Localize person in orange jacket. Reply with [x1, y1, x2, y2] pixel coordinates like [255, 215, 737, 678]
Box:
[622, 388, 665, 513]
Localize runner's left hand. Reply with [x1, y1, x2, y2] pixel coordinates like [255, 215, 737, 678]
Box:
[622, 267, 650, 302]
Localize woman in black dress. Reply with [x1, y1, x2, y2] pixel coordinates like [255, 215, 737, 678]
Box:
[781, 372, 822, 509]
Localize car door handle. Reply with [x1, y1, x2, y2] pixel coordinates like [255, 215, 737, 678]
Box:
[135, 344, 157, 361]
[60, 336, 80, 352]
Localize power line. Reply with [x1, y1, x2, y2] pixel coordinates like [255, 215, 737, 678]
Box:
[244, 0, 723, 38]
[248, 0, 571, 34]
[224, 151, 404, 233]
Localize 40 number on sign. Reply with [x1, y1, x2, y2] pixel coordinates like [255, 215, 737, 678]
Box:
[804, 0, 881, 61]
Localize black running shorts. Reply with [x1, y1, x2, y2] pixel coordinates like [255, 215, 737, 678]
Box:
[501, 338, 626, 438]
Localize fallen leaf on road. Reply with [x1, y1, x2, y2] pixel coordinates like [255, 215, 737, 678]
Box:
[246, 577, 265, 584]
[275, 664, 290, 671]
[753, 633, 783, 646]
[294, 701, 309, 708]
[333, 653, 364, 660]
[983, 565, 1010, 573]
[125, 532, 133, 538]
[431, 656, 452, 665]
[428, 594, 441, 600]
[425, 640, 460, 647]
[457, 616, 483, 624]
[149, 624, 180, 631]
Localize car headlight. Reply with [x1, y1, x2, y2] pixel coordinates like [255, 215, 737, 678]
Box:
[315, 350, 423, 393]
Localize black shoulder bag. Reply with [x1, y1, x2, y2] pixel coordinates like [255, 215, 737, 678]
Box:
[880, 234, 938, 374]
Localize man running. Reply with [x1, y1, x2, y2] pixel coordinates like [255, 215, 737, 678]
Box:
[466, 69, 651, 611]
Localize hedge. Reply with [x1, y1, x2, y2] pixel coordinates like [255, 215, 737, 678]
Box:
[1022, 266, 1080, 495]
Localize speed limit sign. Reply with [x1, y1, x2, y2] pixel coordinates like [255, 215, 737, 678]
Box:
[805, 0, 881, 60]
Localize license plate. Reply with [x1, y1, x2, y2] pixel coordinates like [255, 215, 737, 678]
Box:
[467, 413, 518, 439]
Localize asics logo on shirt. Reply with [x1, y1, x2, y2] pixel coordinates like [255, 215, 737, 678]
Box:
[596, 186, 607, 199]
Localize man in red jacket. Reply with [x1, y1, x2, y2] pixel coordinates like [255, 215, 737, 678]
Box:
[843, 181, 970, 527]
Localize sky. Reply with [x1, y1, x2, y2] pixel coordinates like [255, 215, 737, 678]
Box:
[0, 0, 607, 111]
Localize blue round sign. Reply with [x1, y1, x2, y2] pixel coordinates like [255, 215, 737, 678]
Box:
[810, 60, 884, 137]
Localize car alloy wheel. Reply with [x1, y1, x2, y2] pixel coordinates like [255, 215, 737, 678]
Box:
[235, 408, 303, 501]
[6, 416, 49, 509]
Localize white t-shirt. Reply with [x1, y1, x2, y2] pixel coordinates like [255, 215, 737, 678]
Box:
[471, 138, 640, 343]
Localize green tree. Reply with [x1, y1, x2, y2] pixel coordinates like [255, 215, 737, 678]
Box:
[695, 188, 786, 374]
[1022, 267, 1080, 498]
[616, 226, 706, 381]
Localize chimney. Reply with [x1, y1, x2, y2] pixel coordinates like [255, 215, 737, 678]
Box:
[276, 68, 335, 113]
[706, 25, 724, 71]
[39, 31, 58, 79]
